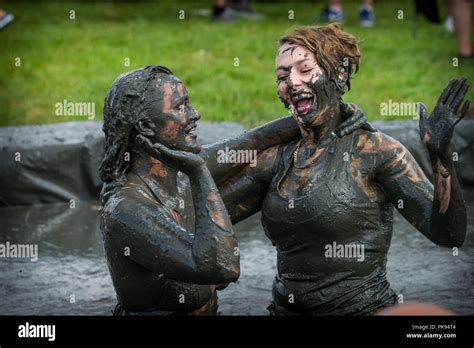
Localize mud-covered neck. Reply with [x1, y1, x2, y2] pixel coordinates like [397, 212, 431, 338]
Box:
[130, 144, 180, 197]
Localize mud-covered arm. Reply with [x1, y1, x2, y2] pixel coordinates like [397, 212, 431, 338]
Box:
[201, 103, 373, 186]
[378, 78, 469, 247]
[200, 116, 298, 186]
[107, 166, 239, 286]
[218, 145, 280, 224]
[376, 136, 466, 247]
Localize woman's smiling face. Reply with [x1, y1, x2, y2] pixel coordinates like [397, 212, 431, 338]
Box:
[145, 75, 202, 154]
[275, 42, 344, 129]
[275, 43, 324, 123]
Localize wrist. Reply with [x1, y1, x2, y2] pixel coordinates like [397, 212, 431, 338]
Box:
[428, 146, 452, 167]
[189, 162, 210, 177]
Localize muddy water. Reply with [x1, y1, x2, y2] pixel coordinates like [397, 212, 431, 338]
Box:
[0, 196, 472, 315]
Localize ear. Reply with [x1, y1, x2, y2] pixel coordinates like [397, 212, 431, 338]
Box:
[135, 120, 155, 137]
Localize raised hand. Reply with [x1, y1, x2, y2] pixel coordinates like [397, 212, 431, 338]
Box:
[419, 78, 470, 153]
[136, 134, 205, 174]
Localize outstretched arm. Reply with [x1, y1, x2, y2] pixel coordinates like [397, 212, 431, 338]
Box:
[218, 145, 281, 224]
[376, 78, 469, 247]
[201, 103, 373, 186]
[200, 116, 297, 186]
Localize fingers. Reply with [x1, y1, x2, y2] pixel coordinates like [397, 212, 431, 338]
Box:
[439, 79, 456, 104]
[418, 102, 428, 140]
[135, 135, 170, 157]
[361, 121, 377, 132]
[153, 142, 205, 165]
[136, 134, 164, 159]
[340, 102, 355, 117]
[454, 100, 470, 126]
[339, 104, 361, 125]
[337, 106, 361, 127]
[417, 102, 428, 130]
[136, 134, 154, 149]
[337, 117, 365, 137]
[451, 79, 469, 113]
[446, 77, 467, 107]
[152, 142, 186, 160]
[152, 142, 171, 154]
[337, 102, 372, 136]
[417, 102, 428, 121]
[460, 99, 470, 117]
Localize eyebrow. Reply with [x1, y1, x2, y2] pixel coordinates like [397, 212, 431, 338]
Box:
[279, 45, 295, 55]
[275, 65, 291, 72]
[173, 93, 188, 107]
[275, 58, 312, 72]
[295, 58, 311, 65]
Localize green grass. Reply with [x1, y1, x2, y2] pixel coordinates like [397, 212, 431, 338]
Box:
[0, 0, 473, 127]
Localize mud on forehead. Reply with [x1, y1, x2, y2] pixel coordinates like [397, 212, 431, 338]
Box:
[277, 43, 311, 58]
[153, 75, 188, 106]
[154, 75, 185, 94]
[275, 44, 317, 71]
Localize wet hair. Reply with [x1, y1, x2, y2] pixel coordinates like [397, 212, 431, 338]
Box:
[279, 23, 360, 93]
[99, 65, 173, 203]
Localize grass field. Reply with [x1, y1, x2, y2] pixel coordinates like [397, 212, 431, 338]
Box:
[0, 0, 473, 127]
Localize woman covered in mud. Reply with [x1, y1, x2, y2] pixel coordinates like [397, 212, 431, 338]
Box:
[99, 66, 241, 315]
[99, 64, 369, 315]
[216, 23, 469, 315]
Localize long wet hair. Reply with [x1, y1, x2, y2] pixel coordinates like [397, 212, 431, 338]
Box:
[99, 65, 173, 203]
[279, 23, 360, 93]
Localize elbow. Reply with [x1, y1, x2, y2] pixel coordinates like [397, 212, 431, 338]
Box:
[434, 233, 465, 248]
[212, 262, 240, 284]
[439, 237, 465, 248]
[221, 264, 240, 283]
[430, 219, 467, 248]
[196, 260, 240, 285]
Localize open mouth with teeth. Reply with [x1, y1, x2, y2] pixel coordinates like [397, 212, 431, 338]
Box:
[291, 93, 315, 116]
[184, 123, 197, 140]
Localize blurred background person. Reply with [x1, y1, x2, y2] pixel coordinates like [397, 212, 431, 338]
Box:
[212, 0, 263, 21]
[319, 0, 375, 27]
[0, 8, 14, 30]
[449, 0, 473, 58]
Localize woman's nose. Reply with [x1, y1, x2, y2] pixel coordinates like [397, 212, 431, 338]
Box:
[288, 72, 302, 89]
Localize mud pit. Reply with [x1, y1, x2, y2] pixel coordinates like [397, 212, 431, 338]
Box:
[0, 196, 472, 315]
[1, 119, 473, 315]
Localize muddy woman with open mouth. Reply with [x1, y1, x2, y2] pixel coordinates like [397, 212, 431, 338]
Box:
[215, 23, 469, 315]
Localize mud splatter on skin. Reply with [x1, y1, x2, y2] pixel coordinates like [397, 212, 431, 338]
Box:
[98, 55, 377, 315]
[147, 157, 168, 178]
[244, 37, 469, 315]
[275, 43, 343, 136]
[274, 42, 347, 192]
[154, 79, 201, 153]
[206, 191, 232, 232]
[100, 66, 239, 316]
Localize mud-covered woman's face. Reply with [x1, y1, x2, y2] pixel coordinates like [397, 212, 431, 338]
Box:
[144, 76, 201, 154]
[275, 43, 340, 128]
